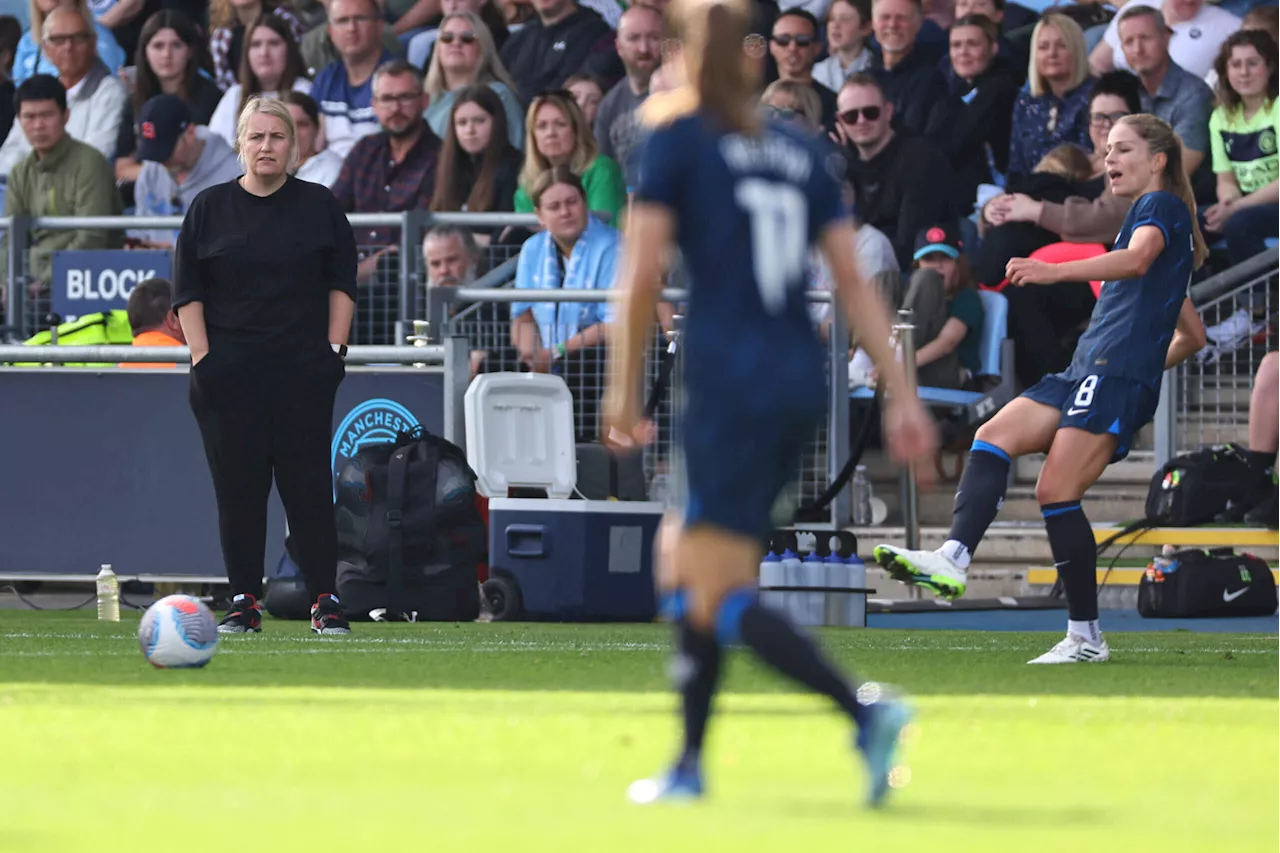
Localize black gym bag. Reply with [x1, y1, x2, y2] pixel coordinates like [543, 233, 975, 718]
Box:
[1145, 444, 1254, 526]
[1138, 548, 1277, 618]
[334, 427, 486, 622]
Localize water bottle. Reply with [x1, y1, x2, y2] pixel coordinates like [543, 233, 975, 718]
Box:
[650, 473, 670, 505]
[779, 549, 803, 623]
[824, 550, 850, 626]
[96, 564, 120, 622]
[846, 553, 867, 628]
[852, 465, 873, 526]
[759, 551, 784, 610]
[1148, 544, 1178, 582]
[801, 550, 826, 626]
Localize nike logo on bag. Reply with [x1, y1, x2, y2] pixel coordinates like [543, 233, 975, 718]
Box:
[1067, 408, 1088, 416]
[1222, 588, 1249, 603]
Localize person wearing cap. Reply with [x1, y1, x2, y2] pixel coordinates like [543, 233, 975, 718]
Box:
[173, 95, 359, 637]
[129, 94, 243, 249]
[899, 223, 985, 390]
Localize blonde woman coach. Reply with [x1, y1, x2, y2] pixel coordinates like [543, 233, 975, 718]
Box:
[173, 96, 358, 637]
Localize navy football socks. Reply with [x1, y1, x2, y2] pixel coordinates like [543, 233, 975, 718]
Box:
[947, 440, 1012, 560]
[673, 620, 722, 775]
[1042, 500, 1099, 622]
[728, 595, 867, 728]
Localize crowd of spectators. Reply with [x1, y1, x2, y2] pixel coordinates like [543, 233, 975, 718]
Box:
[0, 0, 1272, 389]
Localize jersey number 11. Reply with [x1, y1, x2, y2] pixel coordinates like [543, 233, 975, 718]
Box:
[735, 179, 808, 316]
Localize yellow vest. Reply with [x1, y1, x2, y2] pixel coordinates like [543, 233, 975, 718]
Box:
[14, 311, 135, 367]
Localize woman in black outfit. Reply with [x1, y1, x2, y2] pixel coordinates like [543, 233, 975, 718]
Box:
[928, 13, 1018, 212]
[174, 95, 358, 636]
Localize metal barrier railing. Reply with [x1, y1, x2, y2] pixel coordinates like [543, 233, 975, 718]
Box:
[428, 285, 852, 528]
[0, 211, 541, 345]
[1154, 248, 1279, 466]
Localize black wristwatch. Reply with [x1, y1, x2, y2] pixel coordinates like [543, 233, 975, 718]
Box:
[331, 343, 348, 359]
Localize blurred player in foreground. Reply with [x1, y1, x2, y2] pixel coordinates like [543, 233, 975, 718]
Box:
[603, 0, 938, 807]
[875, 114, 1208, 664]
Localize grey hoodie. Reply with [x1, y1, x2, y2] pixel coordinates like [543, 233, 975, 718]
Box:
[130, 127, 243, 245]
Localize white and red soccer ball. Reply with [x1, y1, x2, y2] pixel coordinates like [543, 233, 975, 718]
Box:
[138, 595, 219, 668]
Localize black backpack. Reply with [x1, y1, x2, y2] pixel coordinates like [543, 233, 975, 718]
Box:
[1138, 548, 1277, 618]
[334, 427, 486, 622]
[1145, 444, 1254, 526]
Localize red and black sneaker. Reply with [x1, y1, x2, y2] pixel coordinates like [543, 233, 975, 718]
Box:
[311, 594, 351, 635]
[217, 594, 263, 634]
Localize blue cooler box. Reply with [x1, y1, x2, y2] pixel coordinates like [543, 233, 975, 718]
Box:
[488, 498, 665, 621]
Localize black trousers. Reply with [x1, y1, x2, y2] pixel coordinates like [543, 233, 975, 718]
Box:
[1004, 280, 1097, 388]
[190, 352, 344, 600]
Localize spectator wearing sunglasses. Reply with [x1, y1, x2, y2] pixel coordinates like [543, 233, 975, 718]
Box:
[423, 11, 524, 149]
[867, 0, 950, 136]
[837, 72, 955, 269]
[769, 10, 839, 134]
[761, 80, 822, 134]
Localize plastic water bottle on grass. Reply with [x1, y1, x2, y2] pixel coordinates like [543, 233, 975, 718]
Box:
[96, 564, 120, 622]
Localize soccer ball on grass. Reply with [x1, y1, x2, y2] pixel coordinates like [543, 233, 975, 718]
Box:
[138, 595, 219, 668]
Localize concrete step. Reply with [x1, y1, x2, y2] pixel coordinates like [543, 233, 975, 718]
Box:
[870, 482, 1148, 526]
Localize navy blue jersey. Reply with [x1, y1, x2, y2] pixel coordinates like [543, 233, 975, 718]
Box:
[635, 114, 846, 410]
[1065, 190, 1194, 386]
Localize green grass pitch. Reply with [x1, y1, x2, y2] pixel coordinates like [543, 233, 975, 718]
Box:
[0, 611, 1276, 853]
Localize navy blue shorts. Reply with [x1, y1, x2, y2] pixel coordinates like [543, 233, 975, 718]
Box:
[676, 401, 824, 543]
[1021, 372, 1159, 462]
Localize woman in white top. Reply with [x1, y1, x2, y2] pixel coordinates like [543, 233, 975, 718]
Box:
[209, 11, 310, 149]
[423, 11, 524, 149]
[281, 90, 343, 188]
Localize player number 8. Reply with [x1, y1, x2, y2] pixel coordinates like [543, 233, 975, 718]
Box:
[735, 179, 808, 316]
[1073, 375, 1099, 409]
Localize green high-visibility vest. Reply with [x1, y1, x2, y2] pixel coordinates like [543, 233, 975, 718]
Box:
[14, 311, 135, 367]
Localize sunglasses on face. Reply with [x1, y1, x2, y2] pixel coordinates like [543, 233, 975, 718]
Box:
[771, 33, 816, 47]
[439, 30, 477, 44]
[837, 105, 882, 124]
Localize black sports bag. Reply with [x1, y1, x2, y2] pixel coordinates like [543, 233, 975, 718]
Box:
[1145, 444, 1253, 526]
[1138, 548, 1277, 618]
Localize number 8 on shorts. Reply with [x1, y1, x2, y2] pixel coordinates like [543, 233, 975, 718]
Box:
[1072, 375, 1098, 410]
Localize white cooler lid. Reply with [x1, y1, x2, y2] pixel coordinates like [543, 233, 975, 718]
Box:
[464, 372, 578, 499]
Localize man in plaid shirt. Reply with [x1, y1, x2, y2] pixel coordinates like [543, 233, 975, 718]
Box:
[331, 59, 441, 343]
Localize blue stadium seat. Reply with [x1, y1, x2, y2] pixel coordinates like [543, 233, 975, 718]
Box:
[851, 289, 1015, 426]
[1266, 238, 1278, 249]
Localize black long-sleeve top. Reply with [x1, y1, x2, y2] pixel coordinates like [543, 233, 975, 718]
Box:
[926, 66, 1019, 210]
[847, 132, 956, 270]
[173, 175, 358, 365]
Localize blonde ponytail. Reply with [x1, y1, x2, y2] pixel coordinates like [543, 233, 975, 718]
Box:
[1117, 114, 1208, 270]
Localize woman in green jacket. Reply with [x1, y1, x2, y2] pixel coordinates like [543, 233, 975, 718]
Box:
[512, 90, 626, 226]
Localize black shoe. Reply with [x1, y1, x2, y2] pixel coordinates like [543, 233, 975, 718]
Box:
[1244, 488, 1278, 528]
[311, 594, 351, 635]
[218, 594, 263, 634]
